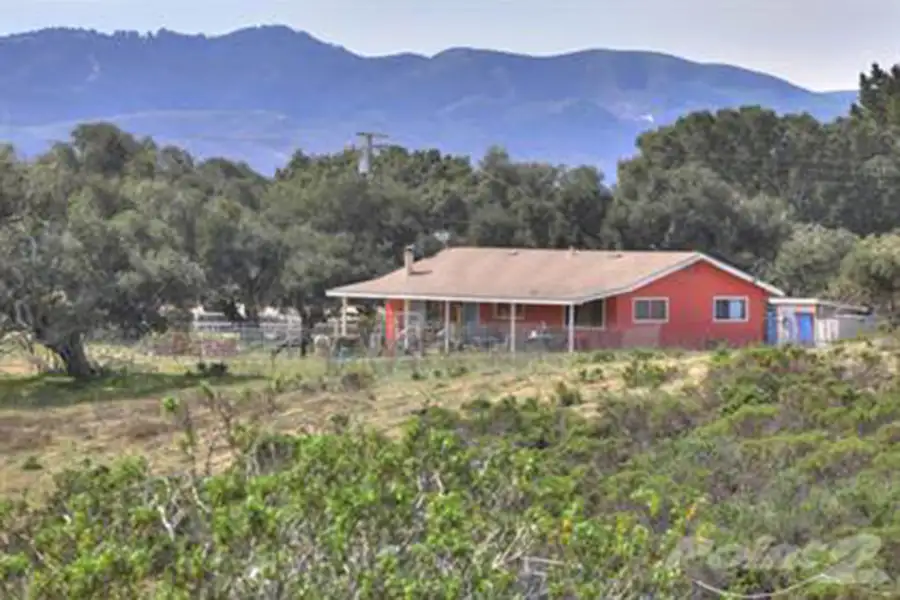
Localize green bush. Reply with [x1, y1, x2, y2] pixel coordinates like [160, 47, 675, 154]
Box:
[621, 357, 677, 389]
[2, 344, 899, 598]
[0, 405, 697, 598]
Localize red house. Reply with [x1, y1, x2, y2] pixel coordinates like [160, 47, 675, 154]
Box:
[326, 246, 785, 352]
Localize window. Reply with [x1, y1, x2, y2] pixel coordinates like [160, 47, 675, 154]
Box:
[714, 297, 748, 322]
[448, 303, 462, 322]
[425, 301, 442, 322]
[633, 298, 668, 323]
[566, 299, 605, 328]
[493, 303, 525, 320]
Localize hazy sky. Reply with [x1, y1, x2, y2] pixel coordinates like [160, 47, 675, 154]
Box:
[4, 0, 899, 91]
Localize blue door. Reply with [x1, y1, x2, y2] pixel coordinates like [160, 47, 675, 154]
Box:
[462, 303, 479, 343]
[796, 313, 815, 346]
[765, 307, 778, 344]
[463, 303, 478, 326]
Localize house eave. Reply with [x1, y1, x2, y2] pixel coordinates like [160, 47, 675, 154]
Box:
[325, 289, 581, 306]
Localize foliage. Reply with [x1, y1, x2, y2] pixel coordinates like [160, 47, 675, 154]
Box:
[853, 63, 900, 128]
[0, 392, 698, 598]
[621, 356, 677, 389]
[768, 223, 859, 297]
[837, 233, 900, 316]
[2, 345, 900, 597]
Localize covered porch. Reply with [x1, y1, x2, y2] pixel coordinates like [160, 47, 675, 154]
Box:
[338, 295, 613, 354]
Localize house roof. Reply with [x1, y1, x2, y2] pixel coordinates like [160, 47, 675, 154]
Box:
[326, 247, 785, 305]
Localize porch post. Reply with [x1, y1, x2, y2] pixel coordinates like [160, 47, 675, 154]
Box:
[340, 296, 348, 336]
[403, 298, 411, 351]
[444, 300, 451, 353]
[509, 302, 517, 354]
[568, 303, 576, 353]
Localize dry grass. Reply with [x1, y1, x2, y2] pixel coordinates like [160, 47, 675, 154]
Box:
[0, 343, 715, 498]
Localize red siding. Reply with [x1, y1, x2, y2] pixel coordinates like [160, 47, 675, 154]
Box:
[610, 260, 769, 348]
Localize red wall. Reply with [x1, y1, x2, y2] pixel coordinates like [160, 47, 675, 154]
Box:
[609, 260, 769, 348]
[384, 300, 396, 342]
[384, 299, 401, 343]
[382, 260, 770, 349]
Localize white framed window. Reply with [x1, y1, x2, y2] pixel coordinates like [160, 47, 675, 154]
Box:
[713, 296, 749, 322]
[633, 297, 669, 323]
[493, 303, 525, 320]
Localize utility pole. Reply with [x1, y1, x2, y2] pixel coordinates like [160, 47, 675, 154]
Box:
[356, 131, 388, 177]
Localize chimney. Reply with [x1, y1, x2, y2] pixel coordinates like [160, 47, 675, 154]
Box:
[404, 245, 415, 275]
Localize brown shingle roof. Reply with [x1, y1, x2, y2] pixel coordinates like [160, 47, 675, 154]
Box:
[327, 247, 782, 304]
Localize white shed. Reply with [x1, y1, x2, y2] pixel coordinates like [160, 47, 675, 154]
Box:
[766, 298, 875, 347]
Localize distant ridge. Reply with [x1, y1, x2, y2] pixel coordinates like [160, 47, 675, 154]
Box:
[0, 26, 855, 174]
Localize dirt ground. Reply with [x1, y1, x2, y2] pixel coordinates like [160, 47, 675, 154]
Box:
[0, 346, 710, 498]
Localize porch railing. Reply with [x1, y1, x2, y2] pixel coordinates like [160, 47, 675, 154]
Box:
[379, 318, 664, 355]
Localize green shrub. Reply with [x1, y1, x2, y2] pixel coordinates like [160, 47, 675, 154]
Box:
[3, 345, 900, 598]
[0, 402, 698, 599]
[621, 357, 677, 389]
[195, 361, 229, 377]
[553, 380, 583, 406]
[588, 350, 618, 363]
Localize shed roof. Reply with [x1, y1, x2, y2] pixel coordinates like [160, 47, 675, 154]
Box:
[326, 247, 785, 305]
[769, 297, 872, 313]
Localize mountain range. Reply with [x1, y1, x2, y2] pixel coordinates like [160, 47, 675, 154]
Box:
[0, 25, 857, 175]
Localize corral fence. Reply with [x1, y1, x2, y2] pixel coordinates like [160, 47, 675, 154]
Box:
[80, 321, 580, 381]
[118, 319, 639, 363]
[376, 313, 882, 356]
[87, 310, 882, 369]
[134, 319, 375, 359]
[142, 321, 308, 359]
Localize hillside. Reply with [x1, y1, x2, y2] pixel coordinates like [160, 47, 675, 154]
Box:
[2, 342, 900, 597]
[0, 25, 854, 174]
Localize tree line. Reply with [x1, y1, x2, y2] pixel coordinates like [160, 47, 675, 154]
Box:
[3, 63, 900, 378]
